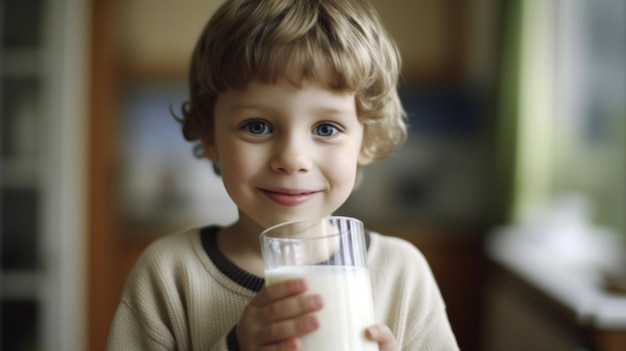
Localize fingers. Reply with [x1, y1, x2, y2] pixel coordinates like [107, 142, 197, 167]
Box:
[237, 279, 324, 350]
[259, 337, 300, 351]
[253, 279, 323, 324]
[366, 324, 399, 351]
[252, 279, 308, 306]
[256, 314, 319, 344]
[260, 294, 323, 324]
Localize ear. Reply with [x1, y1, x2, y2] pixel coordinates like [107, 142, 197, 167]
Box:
[357, 126, 374, 166]
[358, 149, 374, 166]
[203, 136, 219, 161]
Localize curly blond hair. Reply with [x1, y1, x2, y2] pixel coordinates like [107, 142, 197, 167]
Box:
[179, 0, 407, 162]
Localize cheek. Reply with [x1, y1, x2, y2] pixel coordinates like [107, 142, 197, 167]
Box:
[219, 156, 253, 205]
[327, 147, 361, 186]
[219, 143, 264, 185]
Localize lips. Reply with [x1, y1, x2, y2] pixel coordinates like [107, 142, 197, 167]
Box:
[260, 188, 320, 206]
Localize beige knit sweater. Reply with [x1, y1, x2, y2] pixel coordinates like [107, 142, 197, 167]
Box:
[107, 227, 459, 350]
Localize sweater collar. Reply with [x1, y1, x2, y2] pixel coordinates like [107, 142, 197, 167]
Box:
[200, 225, 371, 293]
[200, 226, 265, 292]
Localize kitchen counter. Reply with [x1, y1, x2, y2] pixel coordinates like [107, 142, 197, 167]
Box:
[483, 225, 626, 351]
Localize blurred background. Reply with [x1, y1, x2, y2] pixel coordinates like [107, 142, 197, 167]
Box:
[1, 0, 625, 350]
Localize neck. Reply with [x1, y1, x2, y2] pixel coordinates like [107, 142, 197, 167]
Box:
[217, 216, 266, 277]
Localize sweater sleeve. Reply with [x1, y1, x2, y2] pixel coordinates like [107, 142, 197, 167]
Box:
[401, 249, 459, 350]
[106, 231, 237, 351]
[368, 234, 460, 351]
[107, 299, 174, 351]
[107, 299, 235, 351]
[208, 328, 234, 351]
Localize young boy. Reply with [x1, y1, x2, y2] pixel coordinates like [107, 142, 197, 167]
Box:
[107, 0, 459, 350]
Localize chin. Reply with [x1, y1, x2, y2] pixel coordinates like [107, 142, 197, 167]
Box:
[258, 212, 329, 229]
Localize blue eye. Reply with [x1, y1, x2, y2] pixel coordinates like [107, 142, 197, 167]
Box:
[314, 123, 339, 137]
[243, 120, 271, 135]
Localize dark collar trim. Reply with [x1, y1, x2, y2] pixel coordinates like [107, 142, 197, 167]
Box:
[200, 226, 265, 292]
[200, 225, 371, 293]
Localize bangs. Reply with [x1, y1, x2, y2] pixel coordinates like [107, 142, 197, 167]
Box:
[201, 1, 375, 94]
[250, 37, 369, 92]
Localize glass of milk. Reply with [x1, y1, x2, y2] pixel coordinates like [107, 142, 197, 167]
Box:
[260, 216, 378, 351]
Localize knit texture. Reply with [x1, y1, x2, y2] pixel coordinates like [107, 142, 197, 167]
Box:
[106, 227, 459, 350]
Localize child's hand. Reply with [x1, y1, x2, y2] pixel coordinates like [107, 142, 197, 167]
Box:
[236, 278, 323, 351]
[366, 325, 399, 351]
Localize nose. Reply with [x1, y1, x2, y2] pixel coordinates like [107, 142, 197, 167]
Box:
[270, 135, 311, 174]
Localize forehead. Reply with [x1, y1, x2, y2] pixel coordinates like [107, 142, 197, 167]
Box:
[214, 79, 359, 124]
[217, 79, 355, 112]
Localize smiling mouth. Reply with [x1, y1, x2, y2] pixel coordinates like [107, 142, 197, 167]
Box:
[260, 189, 320, 206]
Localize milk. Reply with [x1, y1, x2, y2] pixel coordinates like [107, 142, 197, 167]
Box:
[265, 265, 378, 351]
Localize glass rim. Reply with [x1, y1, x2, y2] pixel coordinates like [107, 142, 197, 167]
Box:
[259, 215, 363, 240]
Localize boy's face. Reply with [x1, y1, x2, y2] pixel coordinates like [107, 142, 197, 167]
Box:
[207, 78, 367, 229]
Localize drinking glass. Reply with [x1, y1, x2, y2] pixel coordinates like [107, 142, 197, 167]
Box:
[260, 216, 377, 350]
